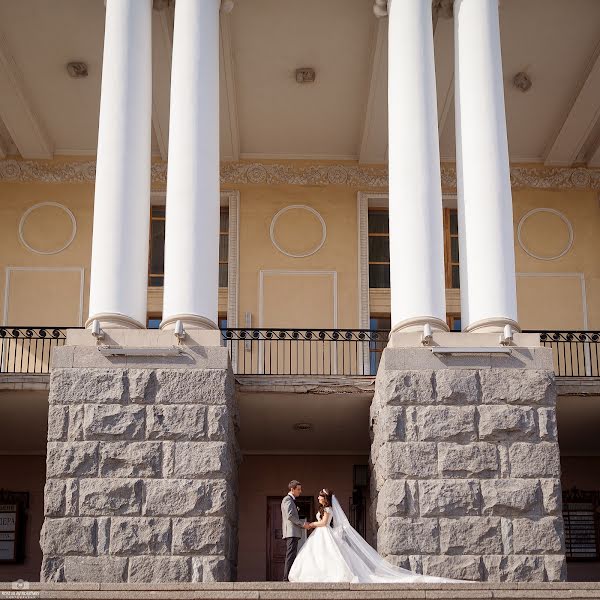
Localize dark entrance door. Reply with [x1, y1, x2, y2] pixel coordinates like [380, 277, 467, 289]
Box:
[266, 495, 315, 581]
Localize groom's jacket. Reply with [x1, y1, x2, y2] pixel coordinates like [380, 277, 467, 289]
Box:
[281, 494, 304, 539]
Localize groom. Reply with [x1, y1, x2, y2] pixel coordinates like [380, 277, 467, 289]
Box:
[281, 480, 312, 581]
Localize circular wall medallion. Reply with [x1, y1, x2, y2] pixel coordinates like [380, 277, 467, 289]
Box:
[270, 205, 326, 258]
[517, 208, 573, 261]
[19, 202, 77, 255]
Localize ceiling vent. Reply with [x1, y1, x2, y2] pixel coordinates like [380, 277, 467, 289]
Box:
[67, 62, 88, 79]
[513, 71, 532, 93]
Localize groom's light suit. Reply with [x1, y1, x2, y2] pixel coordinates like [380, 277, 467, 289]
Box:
[281, 493, 304, 581]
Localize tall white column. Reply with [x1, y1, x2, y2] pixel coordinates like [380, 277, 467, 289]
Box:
[161, 0, 222, 330]
[454, 0, 519, 333]
[87, 0, 152, 329]
[387, 0, 448, 333]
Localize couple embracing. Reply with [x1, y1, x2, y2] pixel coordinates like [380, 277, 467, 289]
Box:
[280, 479, 457, 583]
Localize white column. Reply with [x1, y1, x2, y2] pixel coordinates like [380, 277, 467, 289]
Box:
[454, 0, 519, 333]
[161, 0, 221, 330]
[387, 0, 448, 333]
[87, 0, 152, 329]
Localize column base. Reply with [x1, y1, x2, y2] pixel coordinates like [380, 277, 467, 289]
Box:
[390, 316, 450, 335]
[160, 314, 219, 331]
[464, 317, 521, 334]
[85, 313, 145, 330]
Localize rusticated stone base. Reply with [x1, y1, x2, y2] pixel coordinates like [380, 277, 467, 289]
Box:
[371, 345, 566, 582]
[41, 344, 239, 583]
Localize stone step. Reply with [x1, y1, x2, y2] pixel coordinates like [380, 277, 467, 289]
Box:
[1, 583, 600, 600]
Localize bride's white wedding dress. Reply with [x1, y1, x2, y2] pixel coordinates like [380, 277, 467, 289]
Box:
[288, 496, 456, 583]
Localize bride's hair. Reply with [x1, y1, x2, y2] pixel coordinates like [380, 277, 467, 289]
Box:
[317, 488, 333, 521]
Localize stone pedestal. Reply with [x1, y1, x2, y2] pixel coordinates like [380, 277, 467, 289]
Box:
[40, 330, 239, 583]
[371, 335, 566, 582]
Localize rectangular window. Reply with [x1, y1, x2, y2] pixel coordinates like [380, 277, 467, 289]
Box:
[148, 206, 229, 288]
[444, 208, 460, 289]
[368, 209, 390, 288]
[369, 316, 391, 375]
[367, 208, 460, 289]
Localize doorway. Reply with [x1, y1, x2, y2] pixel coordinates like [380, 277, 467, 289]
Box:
[266, 495, 314, 581]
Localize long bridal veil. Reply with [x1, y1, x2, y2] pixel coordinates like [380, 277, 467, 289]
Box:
[329, 495, 456, 583]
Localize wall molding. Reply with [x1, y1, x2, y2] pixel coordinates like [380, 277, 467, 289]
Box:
[2, 158, 600, 190]
[269, 204, 326, 258]
[3, 266, 85, 326]
[516, 207, 574, 261]
[18, 201, 77, 255]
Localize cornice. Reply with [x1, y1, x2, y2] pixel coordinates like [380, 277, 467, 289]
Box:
[1, 159, 600, 191]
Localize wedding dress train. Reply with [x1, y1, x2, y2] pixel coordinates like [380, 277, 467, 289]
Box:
[288, 496, 457, 583]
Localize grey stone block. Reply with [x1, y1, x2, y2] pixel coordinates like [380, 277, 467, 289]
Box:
[374, 370, 435, 405]
[435, 370, 480, 404]
[509, 442, 561, 478]
[512, 517, 565, 554]
[173, 441, 234, 479]
[500, 555, 546, 582]
[83, 404, 145, 440]
[46, 442, 98, 478]
[438, 443, 498, 478]
[377, 518, 439, 555]
[127, 369, 157, 403]
[40, 517, 96, 555]
[48, 405, 68, 441]
[44, 479, 78, 517]
[109, 517, 172, 555]
[128, 556, 191, 583]
[40, 556, 65, 582]
[79, 478, 142, 516]
[192, 556, 232, 583]
[540, 479, 563, 515]
[477, 405, 537, 441]
[49, 368, 126, 404]
[383, 554, 411, 570]
[99, 442, 162, 478]
[480, 369, 554, 405]
[439, 517, 503, 555]
[538, 408, 558, 441]
[374, 406, 405, 442]
[480, 479, 541, 516]
[418, 480, 481, 517]
[417, 406, 476, 443]
[375, 480, 409, 522]
[144, 479, 232, 517]
[97, 517, 110, 554]
[50, 346, 74, 369]
[377, 442, 438, 480]
[162, 440, 176, 478]
[544, 554, 567, 582]
[63, 556, 128, 583]
[172, 516, 228, 554]
[207, 405, 234, 441]
[155, 369, 233, 405]
[67, 405, 84, 441]
[422, 555, 482, 581]
[147, 405, 207, 440]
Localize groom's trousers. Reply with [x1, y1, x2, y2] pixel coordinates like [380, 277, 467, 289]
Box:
[283, 536, 299, 581]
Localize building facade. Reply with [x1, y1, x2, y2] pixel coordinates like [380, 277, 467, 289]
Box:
[0, 0, 599, 585]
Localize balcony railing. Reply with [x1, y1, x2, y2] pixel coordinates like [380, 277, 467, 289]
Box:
[222, 329, 389, 376]
[1, 326, 598, 379]
[0, 327, 70, 375]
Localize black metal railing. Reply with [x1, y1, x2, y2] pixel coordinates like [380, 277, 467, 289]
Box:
[525, 330, 600, 378]
[221, 329, 390, 376]
[1, 326, 598, 379]
[0, 327, 69, 374]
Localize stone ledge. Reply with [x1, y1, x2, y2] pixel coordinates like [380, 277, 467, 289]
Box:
[0, 582, 599, 600]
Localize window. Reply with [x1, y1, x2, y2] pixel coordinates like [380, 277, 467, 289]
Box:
[148, 206, 229, 288]
[563, 489, 600, 560]
[368, 209, 390, 288]
[448, 314, 462, 332]
[444, 208, 460, 289]
[367, 208, 460, 289]
[369, 316, 391, 375]
[149, 206, 165, 287]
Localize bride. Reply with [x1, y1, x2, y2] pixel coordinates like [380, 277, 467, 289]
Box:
[288, 488, 457, 583]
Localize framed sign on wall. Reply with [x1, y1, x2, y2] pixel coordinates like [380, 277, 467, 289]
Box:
[0, 490, 28, 564]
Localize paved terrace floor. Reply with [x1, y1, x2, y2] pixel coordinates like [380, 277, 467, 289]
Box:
[1, 583, 599, 600]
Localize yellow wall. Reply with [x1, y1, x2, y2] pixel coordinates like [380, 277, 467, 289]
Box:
[0, 162, 598, 331]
